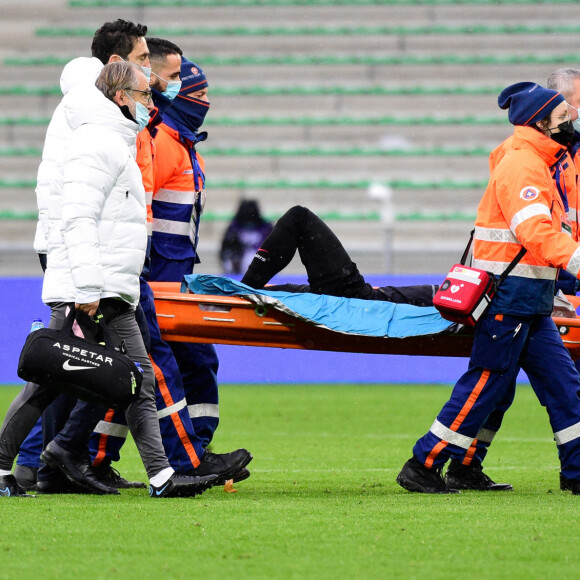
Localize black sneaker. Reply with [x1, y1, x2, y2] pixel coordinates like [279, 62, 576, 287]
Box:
[0, 474, 33, 498]
[187, 449, 253, 486]
[14, 464, 38, 492]
[444, 459, 513, 491]
[92, 464, 146, 489]
[396, 456, 460, 494]
[41, 441, 119, 495]
[149, 473, 218, 498]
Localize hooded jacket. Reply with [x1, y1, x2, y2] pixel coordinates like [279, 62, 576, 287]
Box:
[474, 125, 580, 316]
[41, 83, 147, 308]
[33, 56, 104, 254]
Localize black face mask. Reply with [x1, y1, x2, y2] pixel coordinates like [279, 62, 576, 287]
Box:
[548, 119, 575, 147]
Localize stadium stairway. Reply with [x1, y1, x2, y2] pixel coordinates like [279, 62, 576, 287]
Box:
[1, 0, 580, 276]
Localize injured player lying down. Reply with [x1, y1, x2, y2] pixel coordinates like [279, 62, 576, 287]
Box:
[241, 205, 436, 306]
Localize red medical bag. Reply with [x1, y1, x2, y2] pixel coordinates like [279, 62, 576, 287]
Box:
[433, 230, 526, 326]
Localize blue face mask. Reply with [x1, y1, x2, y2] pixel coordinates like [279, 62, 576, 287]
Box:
[163, 80, 182, 101]
[125, 92, 150, 131]
[139, 65, 152, 83]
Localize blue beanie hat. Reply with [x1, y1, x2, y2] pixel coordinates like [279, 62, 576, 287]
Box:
[498, 82, 565, 126]
[178, 56, 208, 96]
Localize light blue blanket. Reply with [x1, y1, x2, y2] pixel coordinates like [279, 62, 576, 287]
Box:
[182, 274, 452, 339]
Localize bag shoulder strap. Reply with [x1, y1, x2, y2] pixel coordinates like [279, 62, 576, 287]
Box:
[461, 228, 527, 285]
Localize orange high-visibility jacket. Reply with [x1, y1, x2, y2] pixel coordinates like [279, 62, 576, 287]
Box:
[475, 125, 580, 316]
[136, 128, 155, 234]
[151, 123, 206, 261]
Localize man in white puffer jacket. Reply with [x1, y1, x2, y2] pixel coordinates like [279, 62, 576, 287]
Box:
[0, 62, 216, 498]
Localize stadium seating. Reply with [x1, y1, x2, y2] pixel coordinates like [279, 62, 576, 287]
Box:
[1, 0, 580, 276]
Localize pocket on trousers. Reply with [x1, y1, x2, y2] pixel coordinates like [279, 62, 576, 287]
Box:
[471, 315, 526, 372]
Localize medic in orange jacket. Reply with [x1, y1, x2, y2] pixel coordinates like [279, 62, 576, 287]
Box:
[150, 122, 206, 266]
[474, 124, 580, 317]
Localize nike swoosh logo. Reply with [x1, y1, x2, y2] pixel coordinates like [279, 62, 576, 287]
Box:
[150, 483, 170, 497]
[62, 360, 97, 372]
[0, 486, 11, 497]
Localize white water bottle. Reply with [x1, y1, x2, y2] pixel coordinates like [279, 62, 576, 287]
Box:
[30, 318, 45, 332]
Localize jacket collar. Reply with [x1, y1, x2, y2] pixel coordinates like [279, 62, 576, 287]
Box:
[512, 125, 569, 166]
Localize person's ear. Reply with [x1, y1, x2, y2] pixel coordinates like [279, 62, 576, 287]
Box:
[107, 54, 123, 64]
[113, 89, 127, 107]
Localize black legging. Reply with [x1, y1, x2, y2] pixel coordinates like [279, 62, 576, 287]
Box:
[241, 206, 436, 306]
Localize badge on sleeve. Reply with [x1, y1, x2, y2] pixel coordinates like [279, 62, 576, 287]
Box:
[519, 186, 540, 201]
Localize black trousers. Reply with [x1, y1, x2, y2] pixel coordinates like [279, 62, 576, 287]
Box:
[241, 205, 435, 307]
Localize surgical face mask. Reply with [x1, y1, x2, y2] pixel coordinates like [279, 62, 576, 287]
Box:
[125, 92, 150, 131]
[121, 57, 151, 82]
[140, 65, 152, 83]
[163, 80, 182, 100]
[570, 105, 580, 133]
[548, 118, 575, 147]
[152, 71, 182, 100]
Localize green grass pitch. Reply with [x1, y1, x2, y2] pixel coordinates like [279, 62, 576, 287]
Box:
[1, 382, 580, 579]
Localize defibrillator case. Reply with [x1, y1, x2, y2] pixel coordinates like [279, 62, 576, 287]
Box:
[433, 230, 526, 326]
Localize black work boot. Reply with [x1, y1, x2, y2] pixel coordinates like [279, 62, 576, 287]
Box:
[186, 449, 253, 486]
[559, 473, 580, 494]
[444, 459, 513, 491]
[396, 456, 460, 494]
[13, 464, 38, 492]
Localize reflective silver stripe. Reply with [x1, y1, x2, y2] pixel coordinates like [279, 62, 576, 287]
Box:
[155, 188, 196, 205]
[472, 258, 556, 280]
[188, 403, 220, 419]
[511, 203, 551, 231]
[145, 190, 153, 205]
[568, 208, 577, 224]
[152, 218, 190, 236]
[554, 421, 580, 445]
[567, 247, 580, 278]
[157, 398, 187, 420]
[93, 421, 129, 438]
[474, 226, 519, 244]
[429, 419, 474, 450]
[146, 221, 152, 235]
[475, 428, 496, 444]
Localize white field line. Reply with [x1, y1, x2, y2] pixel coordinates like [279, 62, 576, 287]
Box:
[251, 465, 560, 474]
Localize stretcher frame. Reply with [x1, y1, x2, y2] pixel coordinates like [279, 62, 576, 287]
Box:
[150, 282, 580, 360]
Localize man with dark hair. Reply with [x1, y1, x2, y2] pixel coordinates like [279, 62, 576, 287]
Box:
[148, 37, 183, 98]
[91, 19, 150, 68]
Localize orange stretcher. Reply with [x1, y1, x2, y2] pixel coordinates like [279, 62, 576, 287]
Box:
[150, 281, 580, 361]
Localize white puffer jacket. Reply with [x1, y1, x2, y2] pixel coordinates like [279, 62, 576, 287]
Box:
[33, 57, 104, 254]
[42, 83, 147, 308]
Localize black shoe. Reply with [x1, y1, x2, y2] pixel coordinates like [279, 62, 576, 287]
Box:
[444, 459, 513, 491]
[40, 441, 119, 496]
[37, 475, 89, 495]
[231, 467, 251, 483]
[14, 464, 38, 492]
[0, 474, 33, 497]
[92, 463, 146, 489]
[397, 456, 460, 494]
[149, 473, 218, 498]
[187, 449, 253, 486]
[559, 473, 580, 494]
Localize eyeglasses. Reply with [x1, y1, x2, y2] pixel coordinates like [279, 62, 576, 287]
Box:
[125, 88, 153, 105]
